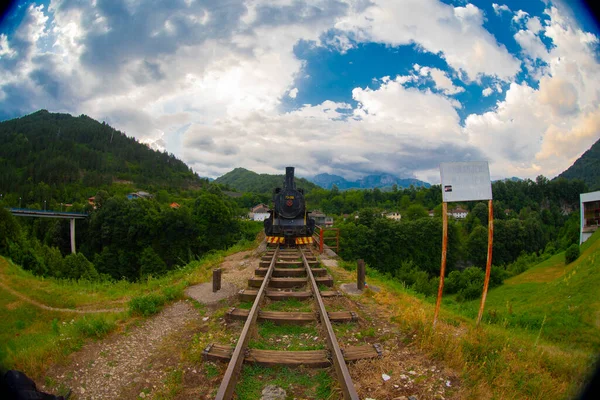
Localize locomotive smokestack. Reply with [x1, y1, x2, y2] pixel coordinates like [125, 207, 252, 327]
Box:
[285, 167, 295, 189]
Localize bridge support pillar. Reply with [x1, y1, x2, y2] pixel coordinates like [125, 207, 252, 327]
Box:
[70, 218, 76, 254]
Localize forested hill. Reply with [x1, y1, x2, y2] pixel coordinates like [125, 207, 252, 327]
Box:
[558, 137, 600, 190]
[0, 110, 206, 194]
[215, 167, 319, 194]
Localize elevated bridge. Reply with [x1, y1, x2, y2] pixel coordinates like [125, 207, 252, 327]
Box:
[7, 208, 89, 254]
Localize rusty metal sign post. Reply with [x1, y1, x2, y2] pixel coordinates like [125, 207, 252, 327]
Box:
[476, 200, 494, 326]
[434, 162, 493, 328]
[433, 203, 448, 328]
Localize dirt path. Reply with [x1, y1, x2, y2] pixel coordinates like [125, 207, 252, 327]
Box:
[0, 279, 125, 313]
[37, 248, 263, 399]
[40, 300, 202, 399]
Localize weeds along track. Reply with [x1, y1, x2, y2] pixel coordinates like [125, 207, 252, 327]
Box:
[203, 245, 382, 399]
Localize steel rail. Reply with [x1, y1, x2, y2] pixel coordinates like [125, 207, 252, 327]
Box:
[301, 249, 359, 400]
[214, 246, 280, 400]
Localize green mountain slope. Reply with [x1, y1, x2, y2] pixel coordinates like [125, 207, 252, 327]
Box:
[0, 110, 206, 195]
[460, 230, 600, 352]
[558, 137, 600, 190]
[215, 167, 319, 194]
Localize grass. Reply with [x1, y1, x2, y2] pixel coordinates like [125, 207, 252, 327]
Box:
[333, 232, 600, 400]
[236, 365, 333, 400]
[0, 289, 124, 376]
[0, 236, 262, 377]
[261, 298, 313, 312]
[446, 231, 600, 352]
[250, 321, 325, 351]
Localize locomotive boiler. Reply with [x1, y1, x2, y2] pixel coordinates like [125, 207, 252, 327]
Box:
[264, 167, 315, 245]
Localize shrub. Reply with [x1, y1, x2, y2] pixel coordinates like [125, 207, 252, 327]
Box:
[162, 285, 184, 301]
[448, 267, 486, 301]
[129, 294, 165, 316]
[73, 316, 115, 338]
[139, 246, 167, 279]
[444, 270, 462, 294]
[63, 253, 99, 281]
[565, 244, 580, 264]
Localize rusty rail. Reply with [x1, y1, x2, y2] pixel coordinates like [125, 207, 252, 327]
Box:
[301, 249, 359, 400]
[214, 246, 279, 399]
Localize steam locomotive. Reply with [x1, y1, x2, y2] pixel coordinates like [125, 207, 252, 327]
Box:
[264, 167, 315, 246]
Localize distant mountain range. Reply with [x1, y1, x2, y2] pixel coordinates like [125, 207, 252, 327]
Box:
[309, 173, 431, 190]
[558, 137, 600, 191]
[214, 167, 320, 193]
[214, 169, 430, 193]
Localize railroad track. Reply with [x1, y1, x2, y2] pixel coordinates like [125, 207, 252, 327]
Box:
[203, 245, 381, 399]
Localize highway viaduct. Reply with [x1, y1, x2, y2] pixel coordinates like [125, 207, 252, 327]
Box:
[7, 208, 88, 254]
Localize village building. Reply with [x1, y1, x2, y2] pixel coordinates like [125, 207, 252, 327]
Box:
[309, 210, 333, 226]
[449, 207, 468, 219]
[385, 212, 402, 221]
[127, 191, 153, 200]
[580, 190, 600, 244]
[250, 204, 270, 221]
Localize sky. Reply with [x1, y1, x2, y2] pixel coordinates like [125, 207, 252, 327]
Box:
[0, 0, 599, 183]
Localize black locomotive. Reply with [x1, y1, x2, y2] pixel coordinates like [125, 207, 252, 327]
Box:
[264, 167, 315, 245]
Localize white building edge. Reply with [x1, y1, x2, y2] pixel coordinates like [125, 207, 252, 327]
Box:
[580, 190, 600, 244]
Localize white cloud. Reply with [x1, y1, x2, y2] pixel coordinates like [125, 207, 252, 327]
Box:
[288, 87, 299, 98]
[416, 65, 465, 95]
[0, 34, 14, 57]
[514, 29, 549, 61]
[16, 4, 48, 44]
[181, 75, 477, 178]
[526, 16, 543, 34]
[512, 10, 529, 25]
[465, 5, 600, 179]
[323, 33, 356, 53]
[336, 0, 521, 82]
[482, 87, 493, 97]
[492, 3, 511, 16]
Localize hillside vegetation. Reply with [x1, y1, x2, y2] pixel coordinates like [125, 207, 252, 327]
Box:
[559, 136, 600, 190]
[331, 232, 600, 399]
[214, 167, 319, 194]
[453, 229, 600, 352]
[0, 110, 207, 208]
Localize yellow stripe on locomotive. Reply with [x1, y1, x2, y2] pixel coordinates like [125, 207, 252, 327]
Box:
[295, 237, 313, 245]
[266, 236, 313, 245]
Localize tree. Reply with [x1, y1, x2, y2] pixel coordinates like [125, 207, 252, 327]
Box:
[63, 253, 99, 280]
[140, 246, 167, 278]
[194, 193, 239, 252]
[0, 208, 21, 255]
[565, 244, 580, 264]
[471, 202, 489, 226]
[399, 195, 411, 210]
[467, 225, 488, 266]
[404, 204, 428, 220]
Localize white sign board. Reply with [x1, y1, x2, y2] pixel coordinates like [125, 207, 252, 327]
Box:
[440, 161, 492, 202]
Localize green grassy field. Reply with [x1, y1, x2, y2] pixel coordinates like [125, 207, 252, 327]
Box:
[448, 230, 600, 352]
[0, 239, 259, 377]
